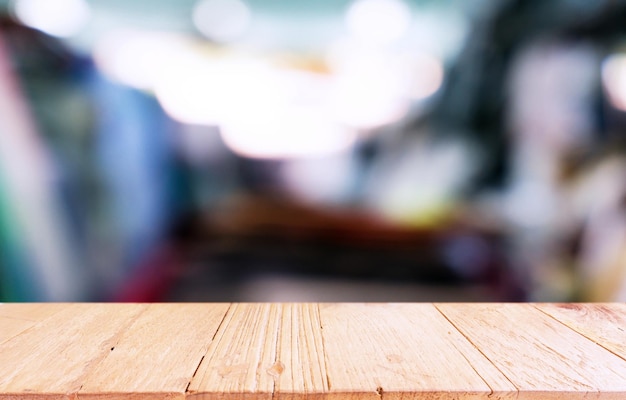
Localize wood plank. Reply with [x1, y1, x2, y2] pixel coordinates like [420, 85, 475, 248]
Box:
[187, 303, 281, 400]
[78, 303, 231, 400]
[0, 304, 66, 345]
[536, 303, 626, 362]
[2, 303, 626, 400]
[273, 304, 328, 400]
[188, 304, 329, 400]
[0, 316, 40, 345]
[319, 303, 516, 400]
[0, 303, 67, 321]
[437, 303, 626, 399]
[0, 303, 147, 400]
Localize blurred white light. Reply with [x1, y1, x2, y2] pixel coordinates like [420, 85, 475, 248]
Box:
[602, 53, 626, 111]
[155, 58, 276, 126]
[281, 152, 355, 204]
[192, 0, 252, 43]
[221, 106, 357, 159]
[367, 138, 474, 222]
[504, 180, 559, 231]
[410, 53, 444, 99]
[154, 56, 354, 159]
[346, 0, 412, 46]
[12, 0, 90, 38]
[94, 30, 190, 90]
[327, 41, 439, 129]
[330, 71, 408, 129]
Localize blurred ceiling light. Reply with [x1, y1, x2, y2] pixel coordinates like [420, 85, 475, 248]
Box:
[330, 75, 408, 129]
[345, 0, 412, 46]
[155, 58, 276, 126]
[94, 30, 190, 90]
[12, 0, 91, 38]
[327, 43, 414, 129]
[192, 0, 252, 43]
[155, 56, 355, 158]
[221, 107, 357, 159]
[602, 53, 626, 111]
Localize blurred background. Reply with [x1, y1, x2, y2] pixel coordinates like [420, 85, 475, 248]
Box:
[1, 0, 626, 302]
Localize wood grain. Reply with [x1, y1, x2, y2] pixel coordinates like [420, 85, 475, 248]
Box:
[273, 304, 328, 400]
[536, 303, 626, 362]
[319, 303, 516, 400]
[188, 304, 329, 400]
[187, 303, 281, 400]
[0, 303, 66, 321]
[0, 303, 66, 345]
[0, 303, 146, 400]
[79, 303, 230, 400]
[0, 317, 35, 345]
[437, 303, 626, 399]
[1, 303, 626, 400]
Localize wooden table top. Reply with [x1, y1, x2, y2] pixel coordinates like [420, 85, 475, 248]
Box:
[0, 303, 625, 399]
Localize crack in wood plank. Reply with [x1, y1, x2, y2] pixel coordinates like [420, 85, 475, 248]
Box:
[316, 304, 332, 392]
[186, 303, 233, 395]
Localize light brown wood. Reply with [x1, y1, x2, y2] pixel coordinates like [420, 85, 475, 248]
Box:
[0, 303, 146, 400]
[79, 303, 230, 400]
[1, 303, 626, 400]
[273, 304, 328, 400]
[536, 303, 626, 362]
[0, 303, 66, 321]
[188, 304, 329, 400]
[436, 303, 626, 399]
[319, 303, 516, 400]
[187, 303, 281, 400]
[0, 317, 35, 346]
[0, 303, 66, 345]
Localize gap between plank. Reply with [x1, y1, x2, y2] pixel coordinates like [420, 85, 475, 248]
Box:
[316, 304, 332, 391]
[185, 356, 205, 394]
[533, 305, 626, 365]
[185, 303, 233, 394]
[212, 303, 234, 342]
[433, 304, 520, 395]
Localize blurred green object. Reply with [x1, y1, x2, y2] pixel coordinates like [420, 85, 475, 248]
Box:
[0, 182, 36, 301]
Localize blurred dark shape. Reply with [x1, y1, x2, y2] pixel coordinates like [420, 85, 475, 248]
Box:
[162, 195, 523, 302]
[357, 0, 626, 300]
[372, 0, 626, 192]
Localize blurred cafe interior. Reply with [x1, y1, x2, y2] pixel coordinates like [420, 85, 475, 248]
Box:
[2, 0, 626, 302]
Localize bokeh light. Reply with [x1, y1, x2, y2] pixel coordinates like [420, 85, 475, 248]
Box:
[12, 0, 91, 38]
[602, 53, 626, 111]
[345, 0, 412, 46]
[192, 0, 252, 43]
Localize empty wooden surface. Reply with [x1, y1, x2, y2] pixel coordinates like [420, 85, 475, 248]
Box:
[0, 303, 625, 399]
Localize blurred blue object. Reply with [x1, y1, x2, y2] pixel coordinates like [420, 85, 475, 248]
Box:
[0, 17, 175, 300]
[89, 71, 174, 287]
